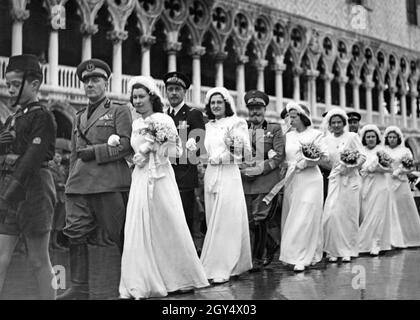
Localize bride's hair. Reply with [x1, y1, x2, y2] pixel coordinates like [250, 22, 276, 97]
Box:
[205, 92, 235, 120]
[130, 83, 163, 113]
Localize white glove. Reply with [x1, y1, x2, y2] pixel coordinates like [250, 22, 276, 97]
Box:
[107, 134, 120, 147]
[268, 149, 277, 160]
[186, 138, 197, 151]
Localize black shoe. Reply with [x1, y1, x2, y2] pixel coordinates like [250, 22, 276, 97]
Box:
[56, 243, 89, 300]
[57, 285, 89, 300]
[263, 244, 280, 266]
[249, 261, 263, 273]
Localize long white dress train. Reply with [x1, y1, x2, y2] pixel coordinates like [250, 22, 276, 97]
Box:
[200, 116, 253, 281]
[119, 113, 209, 299]
[322, 132, 366, 258]
[358, 145, 392, 254]
[280, 128, 327, 267]
[385, 145, 420, 248]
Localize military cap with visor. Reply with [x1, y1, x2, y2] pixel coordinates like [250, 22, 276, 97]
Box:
[244, 90, 269, 108]
[163, 71, 191, 89]
[76, 58, 111, 82]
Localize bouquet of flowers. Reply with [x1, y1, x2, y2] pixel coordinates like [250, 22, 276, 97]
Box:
[376, 151, 393, 171]
[301, 141, 322, 161]
[340, 149, 361, 167]
[224, 128, 244, 155]
[401, 155, 414, 170]
[134, 119, 178, 166]
[139, 119, 177, 145]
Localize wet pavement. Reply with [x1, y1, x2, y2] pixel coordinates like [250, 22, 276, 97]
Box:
[1, 246, 420, 300]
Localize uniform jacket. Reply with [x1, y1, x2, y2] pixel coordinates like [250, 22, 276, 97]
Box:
[168, 103, 205, 190]
[241, 120, 286, 195]
[0, 102, 56, 204]
[65, 98, 132, 194]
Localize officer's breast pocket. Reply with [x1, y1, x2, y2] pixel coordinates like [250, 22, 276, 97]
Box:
[96, 120, 116, 140]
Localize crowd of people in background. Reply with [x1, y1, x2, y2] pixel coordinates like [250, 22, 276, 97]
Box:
[1, 54, 420, 300]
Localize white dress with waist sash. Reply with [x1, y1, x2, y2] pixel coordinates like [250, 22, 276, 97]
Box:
[119, 113, 208, 299]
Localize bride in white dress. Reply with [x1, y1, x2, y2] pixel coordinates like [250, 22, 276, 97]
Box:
[321, 108, 366, 263]
[280, 102, 328, 272]
[358, 125, 392, 255]
[383, 126, 420, 248]
[119, 76, 209, 299]
[200, 87, 253, 284]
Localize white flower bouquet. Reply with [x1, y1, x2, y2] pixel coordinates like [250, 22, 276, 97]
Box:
[300, 141, 322, 162]
[340, 149, 361, 168]
[224, 127, 244, 156]
[376, 151, 393, 172]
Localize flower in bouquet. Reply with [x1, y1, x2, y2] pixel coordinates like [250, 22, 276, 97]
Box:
[340, 149, 361, 166]
[300, 141, 322, 161]
[401, 155, 414, 170]
[376, 150, 393, 169]
[224, 128, 244, 154]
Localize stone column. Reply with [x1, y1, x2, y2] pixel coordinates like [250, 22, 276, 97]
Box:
[306, 70, 319, 115]
[293, 67, 302, 101]
[338, 76, 348, 109]
[378, 84, 385, 126]
[273, 59, 286, 113]
[140, 35, 156, 76]
[215, 51, 227, 87]
[351, 78, 361, 111]
[80, 24, 98, 61]
[48, 29, 59, 86]
[400, 89, 408, 128]
[255, 59, 268, 92]
[410, 91, 418, 130]
[165, 41, 182, 72]
[236, 55, 248, 111]
[323, 72, 334, 108]
[10, 8, 29, 55]
[389, 86, 396, 124]
[190, 45, 206, 106]
[108, 30, 128, 94]
[364, 79, 374, 123]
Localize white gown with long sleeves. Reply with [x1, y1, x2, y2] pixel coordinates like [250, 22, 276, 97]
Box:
[119, 113, 209, 299]
[385, 145, 420, 248]
[200, 115, 253, 281]
[358, 145, 393, 253]
[280, 128, 327, 267]
[322, 132, 366, 258]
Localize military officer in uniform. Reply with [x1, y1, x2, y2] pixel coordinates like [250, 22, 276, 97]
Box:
[347, 111, 361, 134]
[164, 71, 206, 239]
[240, 90, 286, 271]
[57, 59, 133, 300]
[0, 54, 57, 299]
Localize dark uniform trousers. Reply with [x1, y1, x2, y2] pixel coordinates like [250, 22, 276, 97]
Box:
[179, 189, 195, 233]
[64, 192, 128, 248]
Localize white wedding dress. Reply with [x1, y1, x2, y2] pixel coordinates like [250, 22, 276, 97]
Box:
[119, 113, 209, 299]
[322, 132, 365, 258]
[385, 145, 420, 248]
[358, 145, 392, 253]
[200, 115, 253, 281]
[280, 128, 327, 267]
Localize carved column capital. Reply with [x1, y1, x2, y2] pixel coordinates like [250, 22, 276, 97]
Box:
[107, 29, 128, 43]
[190, 45, 206, 58]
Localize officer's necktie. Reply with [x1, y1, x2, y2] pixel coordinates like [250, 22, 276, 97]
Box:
[170, 109, 175, 118]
